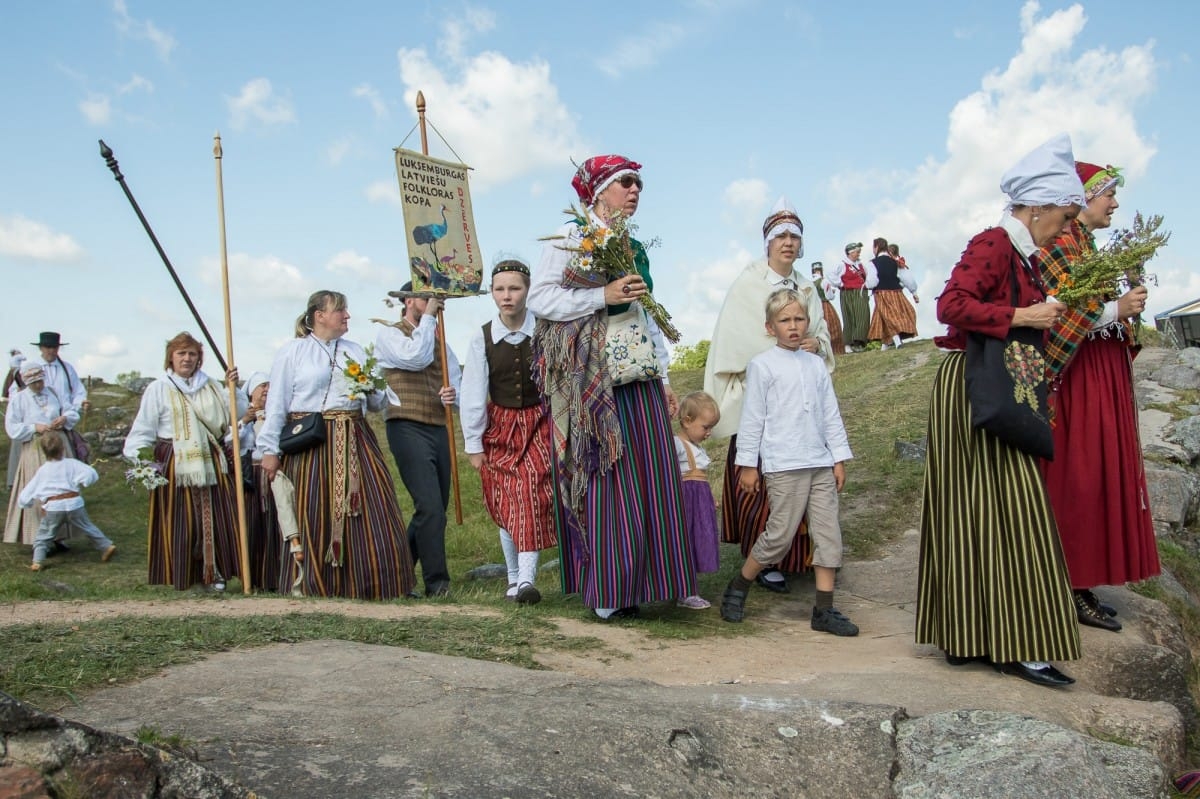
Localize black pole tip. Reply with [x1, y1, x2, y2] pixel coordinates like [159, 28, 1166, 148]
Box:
[99, 140, 111, 157]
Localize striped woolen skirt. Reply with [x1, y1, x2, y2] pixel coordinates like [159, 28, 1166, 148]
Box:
[246, 462, 282, 593]
[719, 436, 812, 572]
[867, 290, 917, 342]
[279, 413, 415, 600]
[148, 438, 242, 590]
[480, 403, 556, 552]
[915, 352, 1079, 663]
[555, 379, 696, 608]
[840, 289, 871, 346]
[821, 300, 844, 355]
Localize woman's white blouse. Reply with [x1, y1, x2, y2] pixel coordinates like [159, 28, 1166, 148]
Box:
[256, 336, 385, 457]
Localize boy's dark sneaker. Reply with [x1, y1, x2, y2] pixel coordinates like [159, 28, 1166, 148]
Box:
[811, 606, 859, 637]
[720, 583, 748, 623]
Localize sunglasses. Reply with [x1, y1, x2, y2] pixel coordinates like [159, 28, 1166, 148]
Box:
[615, 174, 643, 190]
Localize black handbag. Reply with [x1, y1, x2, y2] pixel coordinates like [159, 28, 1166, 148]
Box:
[277, 340, 338, 456]
[279, 412, 326, 454]
[963, 255, 1055, 461]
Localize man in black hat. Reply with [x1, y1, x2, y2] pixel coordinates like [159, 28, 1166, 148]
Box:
[374, 284, 462, 597]
[32, 332, 88, 417]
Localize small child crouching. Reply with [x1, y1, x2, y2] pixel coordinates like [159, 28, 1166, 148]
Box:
[721, 288, 857, 635]
[19, 433, 115, 570]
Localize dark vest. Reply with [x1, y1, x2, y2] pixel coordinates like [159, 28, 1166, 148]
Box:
[482, 321, 539, 409]
[872, 255, 902, 291]
[382, 319, 446, 426]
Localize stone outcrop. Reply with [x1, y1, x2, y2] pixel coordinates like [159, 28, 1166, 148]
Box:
[0, 692, 257, 798]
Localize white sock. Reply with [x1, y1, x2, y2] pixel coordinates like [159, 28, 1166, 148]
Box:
[498, 528, 518, 585]
[893, 334, 902, 348]
[594, 607, 616, 619]
[517, 550, 540, 586]
[1021, 661, 1050, 670]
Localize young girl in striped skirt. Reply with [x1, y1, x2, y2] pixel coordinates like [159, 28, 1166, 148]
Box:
[461, 259, 556, 605]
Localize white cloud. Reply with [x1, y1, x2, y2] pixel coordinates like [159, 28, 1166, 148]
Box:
[75, 334, 129, 377]
[439, 7, 496, 62]
[0, 214, 84, 261]
[326, 249, 403, 284]
[596, 21, 690, 79]
[722, 178, 772, 233]
[118, 73, 153, 95]
[352, 83, 388, 119]
[328, 136, 354, 166]
[79, 94, 112, 125]
[829, 0, 1158, 340]
[365, 179, 402, 206]
[226, 78, 296, 130]
[199, 252, 313, 302]
[395, 18, 586, 190]
[112, 0, 176, 62]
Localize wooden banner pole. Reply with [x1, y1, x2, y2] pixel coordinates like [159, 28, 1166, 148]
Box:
[416, 91, 464, 525]
[213, 132, 253, 593]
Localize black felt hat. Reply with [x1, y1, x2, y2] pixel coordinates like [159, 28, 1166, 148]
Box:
[31, 332, 66, 348]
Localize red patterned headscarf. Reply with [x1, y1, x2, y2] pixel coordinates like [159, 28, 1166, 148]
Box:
[1075, 161, 1124, 202]
[571, 155, 642, 205]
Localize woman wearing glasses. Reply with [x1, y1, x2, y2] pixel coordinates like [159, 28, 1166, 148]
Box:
[529, 154, 694, 621]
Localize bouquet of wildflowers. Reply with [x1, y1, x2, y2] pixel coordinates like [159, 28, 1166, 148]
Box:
[1048, 212, 1170, 311]
[543, 205, 681, 342]
[125, 458, 167, 492]
[342, 346, 386, 401]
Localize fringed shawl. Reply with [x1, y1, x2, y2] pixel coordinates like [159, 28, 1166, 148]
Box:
[1040, 220, 1133, 384]
[532, 221, 653, 519]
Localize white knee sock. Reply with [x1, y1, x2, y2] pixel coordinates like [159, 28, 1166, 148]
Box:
[498, 528, 518, 585]
[517, 550, 540, 586]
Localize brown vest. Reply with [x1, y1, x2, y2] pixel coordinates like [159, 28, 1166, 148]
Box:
[482, 321, 540, 409]
[383, 319, 446, 426]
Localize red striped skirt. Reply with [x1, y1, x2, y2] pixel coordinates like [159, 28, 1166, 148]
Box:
[480, 403, 556, 552]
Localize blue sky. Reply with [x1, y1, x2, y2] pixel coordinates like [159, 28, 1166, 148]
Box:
[2, 1, 1196, 380]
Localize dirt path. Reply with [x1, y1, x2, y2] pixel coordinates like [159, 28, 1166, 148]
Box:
[1, 534, 926, 690]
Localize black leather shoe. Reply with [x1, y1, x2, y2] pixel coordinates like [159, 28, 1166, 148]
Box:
[945, 652, 986, 667]
[1075, 591, 1121, 632]
[755, 570, 789, 594]
[721, 584, 748, 623]
[994, 661, 1075, 687]
[1081, 589, 1117, 617]
[609, 606, 640, 620]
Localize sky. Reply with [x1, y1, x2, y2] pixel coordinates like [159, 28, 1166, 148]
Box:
[2, 0, 1197, 381]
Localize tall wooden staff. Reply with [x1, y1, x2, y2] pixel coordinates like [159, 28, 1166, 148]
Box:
[416, 91, 464, 524]
[98, 141, 228, 373]
[213, 133, 253, 594]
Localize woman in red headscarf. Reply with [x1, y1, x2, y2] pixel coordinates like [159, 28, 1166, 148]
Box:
[1038, 161, 1159, 633]
[529, 155, 695, 621]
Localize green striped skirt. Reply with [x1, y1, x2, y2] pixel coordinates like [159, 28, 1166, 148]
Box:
[915, 352, 1079, 663]
[840, 288, 870, 346]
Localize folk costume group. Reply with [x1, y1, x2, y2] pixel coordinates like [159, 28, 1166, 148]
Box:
[916, 133, 1159, 688]
[5, 140, 1162, 686]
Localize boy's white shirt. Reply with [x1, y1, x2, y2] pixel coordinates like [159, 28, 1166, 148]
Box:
[735, 346, 853, 473]
[18, 457, 97, 513]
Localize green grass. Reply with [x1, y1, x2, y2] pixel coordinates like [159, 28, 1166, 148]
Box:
[0, 347, 941, 704]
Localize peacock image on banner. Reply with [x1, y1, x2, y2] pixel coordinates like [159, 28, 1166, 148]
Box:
[394, 148, 484, 296]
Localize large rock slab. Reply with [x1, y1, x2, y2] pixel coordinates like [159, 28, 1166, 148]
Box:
[71, 641, 906, 799]
[894, 710, 1169, 799]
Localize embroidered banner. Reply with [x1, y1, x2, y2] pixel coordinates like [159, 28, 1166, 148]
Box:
[393, 148, 483, 296]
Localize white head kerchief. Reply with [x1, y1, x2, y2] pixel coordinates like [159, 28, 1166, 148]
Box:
[1000, 133, 1086, 209]
[762, 196, 804, 258]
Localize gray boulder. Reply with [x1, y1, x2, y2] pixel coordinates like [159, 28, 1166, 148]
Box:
[1178, 347, 1200, 370]
[1166, 416, 1200, 464]
[1153, 364, 1200, 391]
[893, 710, 1169, 799]
[894, 438, 927, 462]
[1144, 465, 1200, 530]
